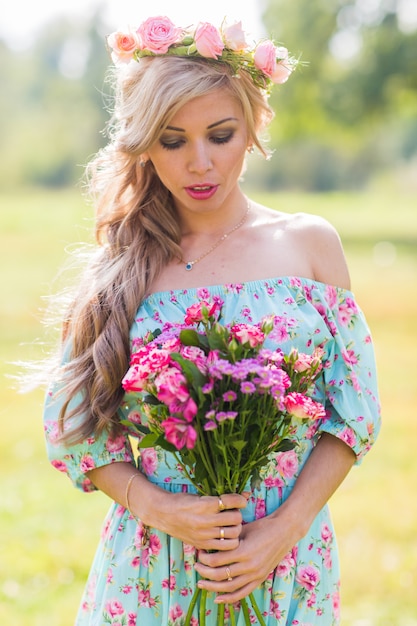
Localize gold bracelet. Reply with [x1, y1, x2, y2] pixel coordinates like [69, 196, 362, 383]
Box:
[125, 472, 140, 518]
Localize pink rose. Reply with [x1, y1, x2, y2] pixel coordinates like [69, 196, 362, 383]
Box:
[107, 29, 140, 64]
[254, 40, 293, 84]
[223, 21, 248, 52]
[80, 454, 95, 473]
[276, 449, 299, 478]
[51, 459, 67, 473]
[194, 22, 224, 59]
[137, 16, 182, 54]
[230, 323, 265, 348]
[284, 392, 326, 421]
[154, 367, 189, 405]
[184, 300, 221, 325]
[140, 448, 158, 476]
[106, 434, 126, 453]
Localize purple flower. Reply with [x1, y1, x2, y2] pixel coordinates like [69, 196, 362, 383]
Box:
[240, 381, 256, 394]
[216, 411, 238, 422]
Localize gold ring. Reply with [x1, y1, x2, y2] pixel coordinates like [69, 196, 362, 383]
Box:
[225, 566, 232, 582]
[220, 528, 225, 540]
[218, 497, 225, 512]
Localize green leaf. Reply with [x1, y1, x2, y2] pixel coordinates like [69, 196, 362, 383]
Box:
[119, 420, 150, 436]
[170, 353, 206, 388]
[179, 329, 201, 347]
[231, 440, 247, 453]
[143, 394, 161, 406]
[138, 432, 160, 448]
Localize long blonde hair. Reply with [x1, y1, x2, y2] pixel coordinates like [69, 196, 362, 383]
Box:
[56, 55, 274, 444]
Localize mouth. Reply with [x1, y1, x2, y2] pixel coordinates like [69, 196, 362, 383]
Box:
[185, 184, 219, 199]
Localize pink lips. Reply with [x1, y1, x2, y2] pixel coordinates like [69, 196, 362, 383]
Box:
[185, 184, 219, 200]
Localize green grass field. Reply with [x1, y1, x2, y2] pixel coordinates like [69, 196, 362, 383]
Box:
[1, 188, 416, 625]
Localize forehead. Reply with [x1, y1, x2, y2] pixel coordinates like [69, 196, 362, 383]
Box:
[167, 89, 244, 128]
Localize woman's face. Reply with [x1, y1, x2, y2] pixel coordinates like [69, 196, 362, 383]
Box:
[144, 89, 250, 217]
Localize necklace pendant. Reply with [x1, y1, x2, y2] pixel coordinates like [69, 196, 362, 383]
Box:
[185, 262, 193, 271]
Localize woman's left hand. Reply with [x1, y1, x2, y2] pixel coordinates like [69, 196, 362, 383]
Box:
[194, 510, 299, 604]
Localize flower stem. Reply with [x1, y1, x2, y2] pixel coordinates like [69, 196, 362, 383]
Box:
[240, 597, 251, 625]
[184, 586, 200, 626]
[199, 588, 208, 625]
[216, 602, 225, 625]
[249, 593, 267, 626]
[229, 603, 237, 626]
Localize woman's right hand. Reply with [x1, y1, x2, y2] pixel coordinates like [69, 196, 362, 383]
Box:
[152, 491, 248, 552]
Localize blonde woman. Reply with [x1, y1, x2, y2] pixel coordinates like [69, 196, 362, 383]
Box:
[43, 17, 380, 625]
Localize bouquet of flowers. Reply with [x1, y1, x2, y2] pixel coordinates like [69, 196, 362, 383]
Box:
[122, 299, 326, 625]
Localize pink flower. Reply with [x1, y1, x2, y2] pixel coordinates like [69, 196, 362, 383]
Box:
[128, 614, 137, 626]
[254, 41, 292, 84]
[106, 434, 126, 453]
[80, 454, 95, 473]
[276, 449, 299, 478]
[137, 16, 182, 54]
[155, 367, 189, 405]
[194, 22, 224, 59]
[169, 604, 184, 621]
[161, 417, 197, 449]
[184, 300, 221, 325]
[162, 575, 176, 590]
[51, 459, 67, 473]
[255, 497, 266, 520]
[105, 600, 124, 617]
[140, 448, 158, 476]
[223, 21, 248, 51]
[321, 523, 333, 544]
[332, 590, 341, 619]
[342, 348, 358, 366]
[138, 588, 156, 608]
[107, 29, 140, 64]
[339, 427, 357, 448]
[284, 393, 326, 421]
[276, 551, 296, 578]
[295, 564, 321, 591]
[230, 323, 265, 347]
[181, 345, 207, 373]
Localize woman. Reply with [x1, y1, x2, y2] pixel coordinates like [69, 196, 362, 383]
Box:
[43, 17, 381, 625]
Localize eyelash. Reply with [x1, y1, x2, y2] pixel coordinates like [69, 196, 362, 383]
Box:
[160, 133, 234, 151]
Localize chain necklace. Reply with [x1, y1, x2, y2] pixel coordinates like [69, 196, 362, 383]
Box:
[184, 203, 250, 271]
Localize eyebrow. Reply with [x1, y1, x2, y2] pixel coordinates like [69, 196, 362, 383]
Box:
[165, 117, 238, 132]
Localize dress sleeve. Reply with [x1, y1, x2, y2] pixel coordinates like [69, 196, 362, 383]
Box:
[43, 345, 135, 492]
[318, 288, 381, 464]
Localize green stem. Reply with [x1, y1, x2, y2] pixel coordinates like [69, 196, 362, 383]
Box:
[184, 586, 200, 626]
[229, 603, 237, 626]
[199, 588, 208, 626]
[240, 597, 251, 625]
[216, 601, 225, 626]
[249, 592, 266, 626]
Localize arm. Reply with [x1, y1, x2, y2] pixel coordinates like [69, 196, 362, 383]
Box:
[195, 433, 355, 603]
[87, 462, 247, 551]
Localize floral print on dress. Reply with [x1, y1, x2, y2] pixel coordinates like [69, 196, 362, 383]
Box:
[43, 277, 381, 625]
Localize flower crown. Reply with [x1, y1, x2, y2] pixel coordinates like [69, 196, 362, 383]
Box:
[107, 16, 298, 92]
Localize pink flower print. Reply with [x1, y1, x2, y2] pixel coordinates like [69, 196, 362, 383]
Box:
[197, 288, 211, 300]
[307, 592, 317, 608]
[162, 575, 176, 590]
[45, 420, 60, 445]
[325, 284, 338, 309]
[138, 588, 156, 608]
[141, 448, 158, 476]
[321, 523, 333, 545]
[51, 459, 67, 473]
[105, 599, 124, 617]
[276, 551, 296, 578]
[80, 454, 95, 473]
[339, 426, 357, 448]
[338, 300, 357, 326]
[149, 533, 162, 556]
[332, 590, 341, 619]
[106, 568, 113, 584]
[276, 449, 299, 479]
[106, 434, 126, 453]
[295, 564, 321, 591]
[270, 600, 283, 619]
[342, 348, 358, 366]
[128, 614, 137, 626]
[324, 546, 332, 569]
[255, 497, 266, 520]
[169, 604, 184, 621]
[264, 474, 284, 489]
[122, 585, 133, 594]
[101, 518, 111, 541]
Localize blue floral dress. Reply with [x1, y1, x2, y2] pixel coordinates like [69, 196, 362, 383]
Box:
[43, 277, 381, 625]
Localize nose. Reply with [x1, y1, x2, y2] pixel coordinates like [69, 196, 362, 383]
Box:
[188, 141, 213, 174]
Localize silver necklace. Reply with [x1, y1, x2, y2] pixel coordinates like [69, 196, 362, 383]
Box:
[184, 203, 250, 271]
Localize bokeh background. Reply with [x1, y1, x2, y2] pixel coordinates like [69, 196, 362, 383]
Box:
[1, 1, 416, 624]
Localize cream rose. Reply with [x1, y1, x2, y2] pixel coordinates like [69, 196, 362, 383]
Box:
[223, 21, 248, 52]
[107, 29, 140, 64]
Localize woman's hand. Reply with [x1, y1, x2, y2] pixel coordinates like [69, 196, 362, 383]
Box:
[193, 509, 299, 603]
[155, 492, 248, 552]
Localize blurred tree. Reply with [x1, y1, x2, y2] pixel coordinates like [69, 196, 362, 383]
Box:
[256, 0, 417, 190]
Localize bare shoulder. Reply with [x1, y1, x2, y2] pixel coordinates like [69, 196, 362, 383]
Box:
[252, 204, 351, 289]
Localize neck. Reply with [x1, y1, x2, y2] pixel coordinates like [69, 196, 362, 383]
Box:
[177, 192, 248, 238]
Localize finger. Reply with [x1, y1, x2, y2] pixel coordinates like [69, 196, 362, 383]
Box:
[215, 579, 263, 604]
[216, 494, 248, 512]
